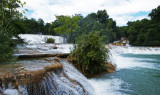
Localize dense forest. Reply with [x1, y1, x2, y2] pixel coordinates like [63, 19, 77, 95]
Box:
[0, 0, 160, 60]
[7, 6, 160, 46]
[118, 6, 160, 46]
[7, 10, 119, 44]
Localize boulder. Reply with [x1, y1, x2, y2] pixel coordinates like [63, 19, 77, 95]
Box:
[106, 62, 116, 73]
[53, 45, 57, 49]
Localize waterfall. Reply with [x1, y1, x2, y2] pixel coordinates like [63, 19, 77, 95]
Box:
[108, 46, 160, 55]
[108, 45, 160, 70]
[18, 34, 66, 44]
[0, 59, 94, 95]
[2, 33, 94, 95]
[16, 34, 74, 54]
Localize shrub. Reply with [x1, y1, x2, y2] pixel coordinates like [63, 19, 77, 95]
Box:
[0, 28, 14, 61]
[70, 32, 109, 77]
[46, 38, 55, 43]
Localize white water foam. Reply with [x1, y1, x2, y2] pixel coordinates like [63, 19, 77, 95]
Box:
[89, 45, 160, 95]
[19, 34, 66, 44]
[61, 60, 95, 95]
[89, 78, 129, 95]
[17, 34, 74, 54]
[108, 45, 160, 70]
[108, 45, 160, 55]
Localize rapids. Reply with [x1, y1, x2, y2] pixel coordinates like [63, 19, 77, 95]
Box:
[1, 34, 160, 95]
[89, 45, 160, 95]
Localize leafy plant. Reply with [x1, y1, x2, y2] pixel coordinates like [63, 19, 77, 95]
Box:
[0, 27, 14, 61]
[70, 32, 109, 77]
[54, 15, 81, 43]
[46, 38, 55, 43]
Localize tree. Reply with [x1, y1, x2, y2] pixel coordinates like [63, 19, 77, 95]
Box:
[54, 15, 81, 43]
[38, 18, 44, 34]
[76, 10, 118, 43]
[0, 0, 25, 61]
[70, 32, 109, 77]
[118, 5, 160, 46]
[97, 10, 109, 24]
[149, 5, 160, 22]
[0, 0, 25, 28]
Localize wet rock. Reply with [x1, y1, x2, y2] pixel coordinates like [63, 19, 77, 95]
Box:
[0, 62, 63, 86]
[53, 45, 58, 49]
[54, 57, 60, 62]
[44, 58, 54, 61]
[106, 62, 116, 73]
[45, 62, 62, 72]
[3, 89, 19, 95]
[17, 53, 70, 59]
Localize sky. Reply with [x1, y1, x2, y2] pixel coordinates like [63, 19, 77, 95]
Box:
[21, 0, 160, 26]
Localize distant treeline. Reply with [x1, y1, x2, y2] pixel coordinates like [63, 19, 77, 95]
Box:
[118, 6, 160, 46]
[16, 5, 160, 46]
[14, 10, 120, 44]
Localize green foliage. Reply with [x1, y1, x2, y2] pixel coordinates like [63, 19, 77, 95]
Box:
[149, 5, 160, 22]
[118, 5, 160, 46]
[72, 10, 118, 44]
[117, 26, 129, 38]
[70, 32, 109, 77]
[0, 26, 14, 61]
[23, 10, 118, 44]
[97, 10, 109, 24]
[0, 0, 26, 27]
[46, 38, 55, 43]
[0, 0, 25, 61]
[54, 15, 81, 43]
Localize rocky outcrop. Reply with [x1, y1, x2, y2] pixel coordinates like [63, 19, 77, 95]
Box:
[0, 58, 93, 95]
[0, 62, 62, 86]
[106, 62, 116, 73]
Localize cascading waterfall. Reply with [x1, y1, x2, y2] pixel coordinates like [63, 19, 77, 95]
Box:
[16, 34, 73, 54]
[1, 34, 94, 95]
[0, 59, 94, 95]
[18, 34, 66, 44]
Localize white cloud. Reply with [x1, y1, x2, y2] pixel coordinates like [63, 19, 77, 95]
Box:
[21, 0, 160, 26]
[113, 15, 149, 26]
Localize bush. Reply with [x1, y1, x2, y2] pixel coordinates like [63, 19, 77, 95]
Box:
[70, 32, 109, 77]
[0, 28, 14, 61]
[46, 38, 55, 43]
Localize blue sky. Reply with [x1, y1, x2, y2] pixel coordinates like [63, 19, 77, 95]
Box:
[21, 0, 160, 26]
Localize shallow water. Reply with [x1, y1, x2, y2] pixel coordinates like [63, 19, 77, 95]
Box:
[89, 46, 160, 95]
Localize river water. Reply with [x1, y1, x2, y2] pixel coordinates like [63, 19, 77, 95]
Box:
[89, 46, 160, 95]
[1, 34, 160, 95]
